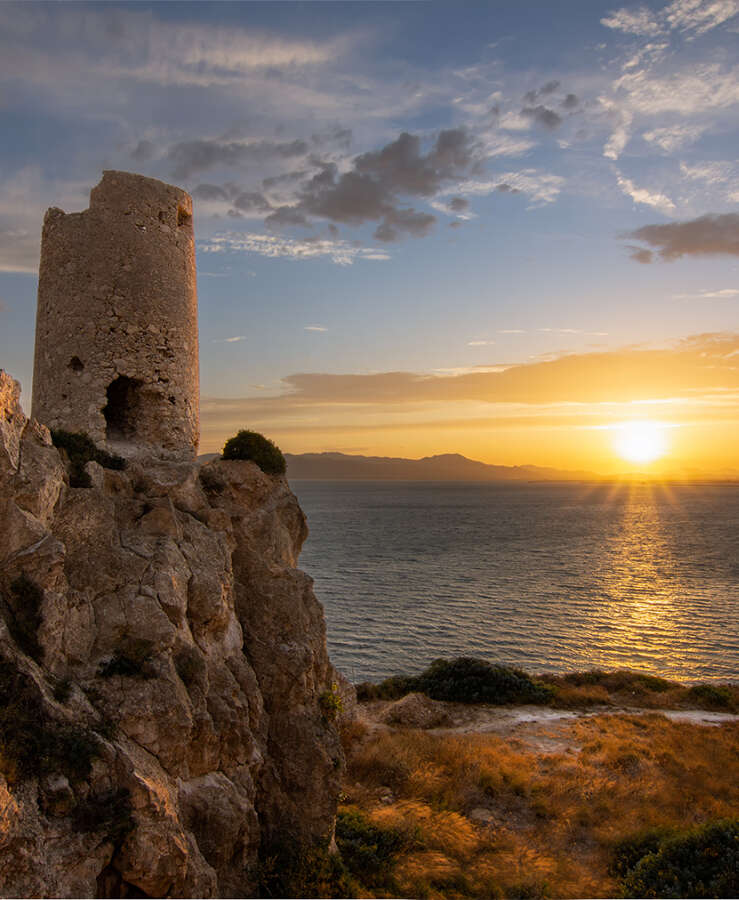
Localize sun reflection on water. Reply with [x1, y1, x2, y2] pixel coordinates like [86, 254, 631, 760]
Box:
[597, 482, 686, 670]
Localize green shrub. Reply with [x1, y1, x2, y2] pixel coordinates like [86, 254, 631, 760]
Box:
[72, 788, 134, 843]
[51, 429, 125, 488]
[560, 669, 674, 693]
[610, 825, 677, 879]
[256, 841, 358, 898]
[0, 658, 99, 783]
[687, 683, 735, 710]
[416, 658, 554, 704]
[98, 639, 156, 679]
[357, 658, 554, 705]
[355, 674, 420, 701]
[619, 819, 739, 898]
[0, 573, 44, 661]
[318, 684, 343, 721]
[221, 429, 286, 475]
[335, 808, 405, 889]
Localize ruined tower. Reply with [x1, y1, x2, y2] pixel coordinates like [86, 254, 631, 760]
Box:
[32, 170, 199, 459]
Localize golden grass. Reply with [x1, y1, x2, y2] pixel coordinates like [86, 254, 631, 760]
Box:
[341, 713, 739, 898]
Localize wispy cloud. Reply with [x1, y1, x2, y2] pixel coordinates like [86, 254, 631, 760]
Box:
[642, 123, 706, 152]
[199, 233, 391, 265]
[305, 325, 328, 332]
[213, 335, 247, 343]
[601, 0, 738, 37]
[617, 172, 675, 212]
[539, 328, 610, 335]
[450, 169, 565, 207]
[467, 339, 495, 346]
[498, 329, 527, 334]
[673, 288, 739, 299]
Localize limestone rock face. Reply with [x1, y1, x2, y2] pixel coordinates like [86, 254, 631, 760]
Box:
[0, 371, 343, 898]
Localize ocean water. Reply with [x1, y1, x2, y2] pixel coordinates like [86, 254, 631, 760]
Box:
[290, 481, 739, 684]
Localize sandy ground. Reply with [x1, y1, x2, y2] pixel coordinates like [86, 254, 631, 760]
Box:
[359, 699, 739, 754]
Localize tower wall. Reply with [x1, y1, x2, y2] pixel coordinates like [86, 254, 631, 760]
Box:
[31, 171, 199, 459]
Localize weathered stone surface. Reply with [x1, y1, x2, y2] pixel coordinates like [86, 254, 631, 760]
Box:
[0, 377, 344, 898]
[31, 172, 199, 460]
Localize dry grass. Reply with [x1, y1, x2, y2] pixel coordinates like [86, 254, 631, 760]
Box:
[340, 713, 739, 898]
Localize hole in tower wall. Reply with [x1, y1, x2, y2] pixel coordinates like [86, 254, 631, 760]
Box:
[68, 356, 84, 372]
[103, 376, 142, 441]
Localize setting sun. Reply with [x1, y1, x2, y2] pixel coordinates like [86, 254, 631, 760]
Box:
[613, 420, 669, 465]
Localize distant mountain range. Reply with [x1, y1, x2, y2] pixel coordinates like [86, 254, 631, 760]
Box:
[282, 452, 598, 482]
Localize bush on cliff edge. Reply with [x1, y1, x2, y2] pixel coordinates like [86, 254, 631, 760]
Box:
[222, 429, 286, 475]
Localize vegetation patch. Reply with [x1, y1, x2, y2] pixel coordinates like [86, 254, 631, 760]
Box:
[335, 807, 406, 892]
[72, 788, 135, 844]
[0, 573, 44, 662]
[618, 818, 739, 898]
[0, 658, 99, 784]
[98, 638, 156, 680]
[51, 429, 125, 488]
[318, 684, 343, 721]
[687, 683, 735, 710]
[221, 429, 286, 475]
[341, 710, 739, 899]
[256, 841, 358, 899]
[357, 657, 553, 705]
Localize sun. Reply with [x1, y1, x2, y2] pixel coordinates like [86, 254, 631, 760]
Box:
[612, 420, 668, 464]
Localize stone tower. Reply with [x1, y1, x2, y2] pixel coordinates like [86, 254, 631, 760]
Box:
[32, 170, 199, 460]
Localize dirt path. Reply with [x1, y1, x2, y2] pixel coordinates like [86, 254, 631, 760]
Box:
[359, 698, 739, 754]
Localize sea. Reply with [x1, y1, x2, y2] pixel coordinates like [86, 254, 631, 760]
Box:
[289, 481, 739, 685]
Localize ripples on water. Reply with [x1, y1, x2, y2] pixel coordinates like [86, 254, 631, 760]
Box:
[291, 481, 739, 684]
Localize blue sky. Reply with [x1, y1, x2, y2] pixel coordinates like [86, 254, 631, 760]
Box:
[0, 0, 737, 472]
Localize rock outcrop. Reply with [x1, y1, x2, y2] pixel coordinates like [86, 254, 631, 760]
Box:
[0, 370, 344, 897]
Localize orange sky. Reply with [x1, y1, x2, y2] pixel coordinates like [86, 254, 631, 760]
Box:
[200, 331, 739, 478]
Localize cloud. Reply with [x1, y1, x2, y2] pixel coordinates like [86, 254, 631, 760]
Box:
[198, 232, 391, 265]
[169, 138, 309, 179]
[467, 339, 495, 346]
[521, 105, 563, 130]
[131, 139, 156, 162]
[601, 7, 663, 35]
[305, 325, 328, 331]
[450, 169, 565, 206]
[498, 329, 526, 334]
[664, 0, 739, 36]
[626, 213, 739, 260]
[561, 93, 579, 109]
[601, 0, 737, 37]
[202, 333, 739, 415]
[213, 335, 247, 343]
[279, 128, 478, 239]
[617, 172, 675, 212]
[673, 288, 739, 299]
[642, 123, 706, 152]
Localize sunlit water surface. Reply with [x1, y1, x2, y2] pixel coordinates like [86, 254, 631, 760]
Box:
[290, 481, 739, 683]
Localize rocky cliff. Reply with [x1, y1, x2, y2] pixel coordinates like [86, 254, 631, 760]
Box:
[0, 370, 344, 897]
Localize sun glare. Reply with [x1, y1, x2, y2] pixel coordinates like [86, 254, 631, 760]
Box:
[613, 420, 668, 465]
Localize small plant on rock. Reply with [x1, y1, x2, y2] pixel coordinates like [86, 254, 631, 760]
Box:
[318, 684, 343, 721]
[221, 429, 286, 475]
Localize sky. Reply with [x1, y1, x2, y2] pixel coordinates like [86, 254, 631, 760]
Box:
[0, 0, 737, 477]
